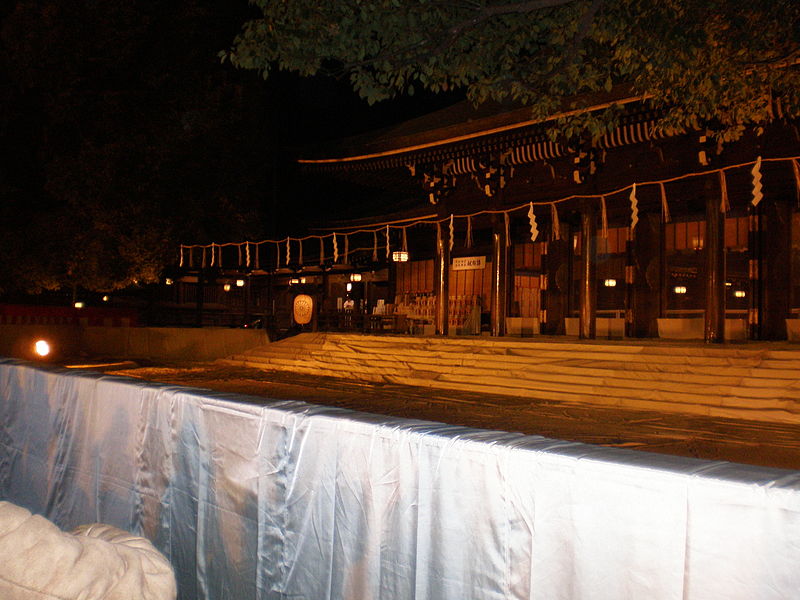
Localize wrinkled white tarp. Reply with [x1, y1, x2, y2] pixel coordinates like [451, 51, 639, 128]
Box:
[1, 358, 799, 600]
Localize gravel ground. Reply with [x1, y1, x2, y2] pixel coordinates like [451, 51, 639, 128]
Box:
[77, 361, 800, 471]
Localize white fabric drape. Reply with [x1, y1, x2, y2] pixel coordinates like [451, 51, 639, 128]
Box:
[1, 360, 799, 600]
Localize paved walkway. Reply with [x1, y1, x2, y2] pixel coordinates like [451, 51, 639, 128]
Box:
[96, 362, 800, 471]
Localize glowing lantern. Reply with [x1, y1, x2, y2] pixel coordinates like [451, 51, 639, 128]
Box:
[34, 340, 51, 357]
[293, 294, 314, 325]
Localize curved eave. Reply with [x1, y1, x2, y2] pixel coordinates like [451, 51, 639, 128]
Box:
[298, 91, 646, 166]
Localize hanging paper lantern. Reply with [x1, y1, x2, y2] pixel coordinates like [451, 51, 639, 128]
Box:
[293, 294, 314, 325]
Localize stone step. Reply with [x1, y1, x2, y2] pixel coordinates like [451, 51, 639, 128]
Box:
[223, 351, 798, 400]
[220, 333, 800, 424]
[233, 345, 800, 385]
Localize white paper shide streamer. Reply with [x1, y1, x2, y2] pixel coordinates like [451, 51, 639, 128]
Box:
[333, 233, 339, 263]
[285, 237, 291, 266]
[629, 183, 639, 233]
[528, 203, 538, 242]
[449, 215, 454, 253]
[751, 156, 763, 207]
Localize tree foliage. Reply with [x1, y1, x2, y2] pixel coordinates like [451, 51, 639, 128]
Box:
[226, 0, 800, 141]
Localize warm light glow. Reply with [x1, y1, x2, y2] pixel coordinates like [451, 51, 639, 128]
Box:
[290, 278, 300, 285]
[734, 290, 746, 298]
[300, 277, 307, 284]
[673, 286, 687, 294]
[236, 279, 245, 287]
[392, 251, 409, 262]
[346, 282, 353, 292]
[604, 279, 617, 287]
[74, 301, 84, 308]
[34, 340, 50, 357]
[102, 295, 109, 302]
[165, 278, 174, 286]
[350, 273, 362, 282]
[223, 283, 232, 292]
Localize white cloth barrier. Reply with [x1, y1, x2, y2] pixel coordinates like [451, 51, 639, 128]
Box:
[1, 358, 799, 599]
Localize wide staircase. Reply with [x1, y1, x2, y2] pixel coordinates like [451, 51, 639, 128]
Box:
[220, 333, 800, 424]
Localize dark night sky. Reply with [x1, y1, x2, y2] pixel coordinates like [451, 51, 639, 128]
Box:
[0, 0, 460, 243]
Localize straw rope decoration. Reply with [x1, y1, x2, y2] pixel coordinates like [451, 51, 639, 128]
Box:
[719, 170, 730, 213]
[245, 242, 251, 268]
[660, 183, 671, 222]
[298, 238, 303, 265]
[504, 212, 511, 247]
[319, 237, 324, 264]
[372, 231, 378, 262]
[386, 225, 390, 259]
[600, 196, 609, 239]
[179, 154, 800, 270]
[550, 203, 560, 240]
[402, 227, 408, 253]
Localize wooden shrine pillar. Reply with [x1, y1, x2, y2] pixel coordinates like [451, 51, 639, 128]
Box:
[490, 214, 509, 337]
[704, 189, 725, 343]
[195, 269, 205, 327]
[579, 201, 597, 339]
[541, 238, 569, 335]
[759, 197, 792, 339]
[434, 221, 451, 335]
[629, 213, 663, 337]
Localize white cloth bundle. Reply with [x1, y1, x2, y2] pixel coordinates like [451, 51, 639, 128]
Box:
[0, 501, 176, 600]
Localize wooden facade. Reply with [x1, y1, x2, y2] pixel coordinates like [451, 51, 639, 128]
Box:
[178, 97, 800, 342]
[292, 98, 800, 342]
